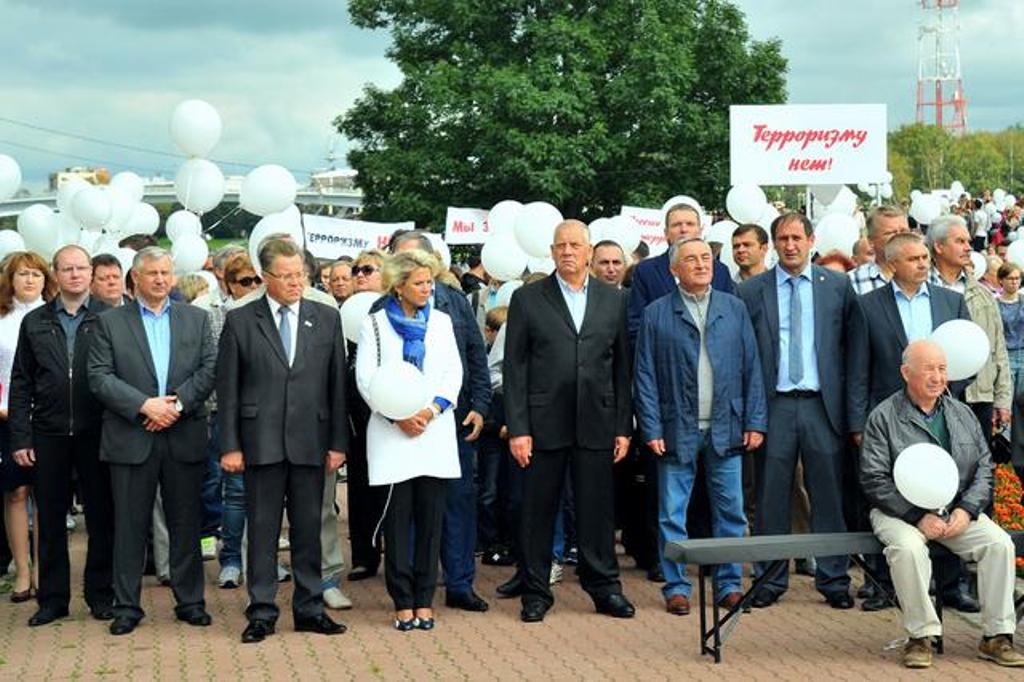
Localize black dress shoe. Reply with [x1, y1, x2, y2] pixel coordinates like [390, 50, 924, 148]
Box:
[90, 604, 115, 621]
[242, 619, 275, 643]
[109, 617, 138, 636]
[860, 593, 896, 612]
[595, 593, 635, 619]
[445, 590, 489, 612]
[856, 582, 876, 600]
[177, 610, 213, 627]
[646, 565, 665, 583]
[751, 591, 781, 609]
[824, 592, 854, 610]
[347, 565, 378, 582]
[520, 601, 549, 623]
[294, 613, 347, 635]
[28, 606, 70, 627]
[942, 591, 980, 613]
[497, 575, 525, 599]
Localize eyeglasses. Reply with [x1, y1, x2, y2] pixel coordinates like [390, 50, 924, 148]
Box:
[233, 275, 262, 287]
[263, 271, 304, 284]
[352, 265, 379, 277]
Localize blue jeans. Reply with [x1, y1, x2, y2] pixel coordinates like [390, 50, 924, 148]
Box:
[658, 431, 746, 600]
[200, 417, 223, 538]
[551, 475, 575, 562]
[219, 472, 245, 569]
[441, 434, 478, 594]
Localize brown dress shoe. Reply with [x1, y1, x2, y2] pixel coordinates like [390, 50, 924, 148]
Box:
[717, 592, 743, 610]
[665, 594, 690, 616]
[903, 638, 932, 669]
[978, 635, 1024, 667]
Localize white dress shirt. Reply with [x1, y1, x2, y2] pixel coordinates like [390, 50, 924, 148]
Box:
[266, 296, 300, 366]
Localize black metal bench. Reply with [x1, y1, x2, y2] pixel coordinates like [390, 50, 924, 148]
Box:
[665, 531, 1024, 663]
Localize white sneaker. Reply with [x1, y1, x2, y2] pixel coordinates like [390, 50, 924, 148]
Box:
[549, 562, 564, 585]
[323, 587, 353, 610]
[218, 565, 242, 589]
[277, 563, 292, 583]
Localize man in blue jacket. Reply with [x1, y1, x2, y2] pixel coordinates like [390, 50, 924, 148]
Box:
[634, 238, 767, 616]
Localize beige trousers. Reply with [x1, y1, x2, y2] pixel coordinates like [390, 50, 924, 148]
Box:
[869, 509, 1017, 639]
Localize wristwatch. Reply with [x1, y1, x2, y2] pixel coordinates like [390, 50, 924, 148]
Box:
[174, 398, 184, 413]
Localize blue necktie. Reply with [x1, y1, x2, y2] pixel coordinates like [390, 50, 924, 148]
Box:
[278, 307, 291, 364]
[788, 277, 803, 385]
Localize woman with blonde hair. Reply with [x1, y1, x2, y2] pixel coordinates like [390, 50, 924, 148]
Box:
[356, 249, 461, 631]
[0, 251, 56, 602]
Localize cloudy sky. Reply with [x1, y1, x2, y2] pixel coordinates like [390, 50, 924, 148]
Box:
[1, 0, 1020, 190]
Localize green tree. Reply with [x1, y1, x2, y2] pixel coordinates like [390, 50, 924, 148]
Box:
[338, 0, 787, 228]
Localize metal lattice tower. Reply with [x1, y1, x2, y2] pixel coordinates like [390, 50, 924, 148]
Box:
[916, 0, 968, 134]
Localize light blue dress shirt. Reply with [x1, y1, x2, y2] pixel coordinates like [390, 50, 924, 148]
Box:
[893, 281, 933, 342]
[775, 264, 820, 392]
[139, 299, 171, 395]
[555, 273, 589, 332]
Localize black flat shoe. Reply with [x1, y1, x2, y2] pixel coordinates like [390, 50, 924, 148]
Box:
[28, 606, 69, 627]
[824, 592, 854, 610]
[520, 601, 549, 623]
[751, 591, 781, 609]
[10, 588, 34, 604]
[415, 617, 435, 631]
[347, 565, 378, 582]
[294, 613, 346, 635]
[942, 591, 980, 613]
[497, 575, 525, 599]
[90, 604, 115, 621]
[394, 617, 417, 631]
[242, 619, 275, 643]
[445, 590, 489, 612]
[595, 593, 635, 619]
[646, 566, 665, 583]
[860, 593, 896, 612]
[109, 617, 138, 636]
[177, 610, 212, 627]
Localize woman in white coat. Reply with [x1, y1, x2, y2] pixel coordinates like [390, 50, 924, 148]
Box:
[355, 249, 463, 631]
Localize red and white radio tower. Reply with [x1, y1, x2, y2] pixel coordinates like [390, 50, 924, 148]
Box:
[916, 0, 968, 134]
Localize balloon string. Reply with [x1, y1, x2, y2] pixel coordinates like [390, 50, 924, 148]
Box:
[204, 204, 243, 234]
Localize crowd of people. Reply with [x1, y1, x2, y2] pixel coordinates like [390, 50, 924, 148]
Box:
[0, 200, 1022, 668]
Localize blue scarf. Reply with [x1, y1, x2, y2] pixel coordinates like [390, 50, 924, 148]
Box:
[384, 296, 430, 370]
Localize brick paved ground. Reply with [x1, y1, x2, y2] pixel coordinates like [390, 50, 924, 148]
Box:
[0, 483, 1020, 681]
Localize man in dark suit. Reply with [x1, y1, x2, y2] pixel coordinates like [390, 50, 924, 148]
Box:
[218, 238, 349, 643]
[737, 212, 868, 610]
[504, 219, 635, 623]
[87, 246, 217, 635]
[9, 245, 113, 626]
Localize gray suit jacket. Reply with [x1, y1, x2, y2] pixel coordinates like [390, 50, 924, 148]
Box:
[216, 296, 349, 466]
[860, 283, 970, 411]
[737, 264, 868, 435]
[87, 300, 217, 465]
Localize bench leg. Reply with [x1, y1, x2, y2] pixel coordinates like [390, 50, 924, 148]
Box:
[932, 560, 944, 655]
[711, 572, 722, 663]
[698, 566, 709, 658]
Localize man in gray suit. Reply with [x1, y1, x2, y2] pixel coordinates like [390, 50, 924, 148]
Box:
[87, 247, 217, 635]
[218, 238, 349, 643]
[737, 212, 868, 609]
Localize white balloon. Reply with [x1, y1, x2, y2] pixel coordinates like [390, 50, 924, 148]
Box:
[813, 213, 860, 257]
[0, 230, 26, 258]
[1006, 240, 1024, 269]
[56, 177, 90, 213]
[910, 194, 943, 225]
[587, 217, 612, 243]
[110, 171, 145, 203]
[71, 185, 112, 230]
[930, 319, 989, 381]
[993, 188, 1007, 204]
[513, 202, 563, 258]
[247, 208, 304, 275]
[240, 164, 297, 217]
[810, 185, 843, 205]
[481, 232, 528, 282]
[755, 203, 779, 229]
[367, 360, 429, 420]
[969, 250, 987, 280]
[169, 99, 222, 157]
[123, 203, 160, 236]
[340, 291, 380, 343]
[984, 201, 998, 216]
[882, 170, 894, 184]
[51, 212, 82, 248]
[76, 230, 100, 253]
[495, 280, 522, 308]
[99, 185, 135, 234]
[165, 210, 202, 243]
[661, 195, 707, 227]
[174, 158, 225, 214]
[193, 270, 218, 293]
[424, 233, 451, 269]
[92, 234, 122, 258]
[950, 180, 965, 197]
[910, 189, 922, 202]
[17, 204, 57, 256]
[880, 183, 893, 200]
[717, 237, 740, 280]
[704, 219, 738, 245]
[170, 234, 209, 274]
[855, 182, 871, 194]
[114, 248, 137, 276]
[1004, 194, 1017, 210]
[0, 154, 22, 201]
[487, 200, 523, 237]
[824, 186, 857, 216]
[726, 185, 766, 224]
[527, 256, 555, 275]
[601, 215, 641, 253]
[893, 443, 959, 511]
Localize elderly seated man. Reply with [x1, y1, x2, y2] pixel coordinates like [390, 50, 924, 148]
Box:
[860, 339, 1023, 669]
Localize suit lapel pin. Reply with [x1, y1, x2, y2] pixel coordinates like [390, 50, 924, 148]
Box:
[304, 320, 313, 327]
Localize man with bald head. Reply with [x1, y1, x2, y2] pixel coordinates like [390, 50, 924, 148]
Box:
[860, 340, 1023, 669]
[504, 220, 635, 623]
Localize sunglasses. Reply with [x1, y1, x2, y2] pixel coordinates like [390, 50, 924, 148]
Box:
[234, 275, 262, 287]
[352, 265, 379, 276]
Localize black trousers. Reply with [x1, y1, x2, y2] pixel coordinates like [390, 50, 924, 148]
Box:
[346, 431, 385, 570]
[520, 447, 621, 608]
[382, 476, 446, 610]
[245, 460, 325, 623]
[109, 435, 205, 622]
[34, 432, 114, 611]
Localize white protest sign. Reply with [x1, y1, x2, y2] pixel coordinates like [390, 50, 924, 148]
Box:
[302, 215, 414, 260]
[444, 207, 490, 244]
[730, 104, 887, 186]
[619, 205, 668, 255]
